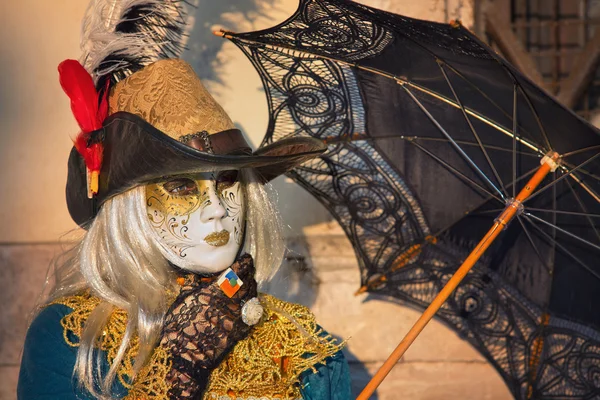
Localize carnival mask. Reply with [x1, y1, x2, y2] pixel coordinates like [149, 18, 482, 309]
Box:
[145, 170, 245, 273]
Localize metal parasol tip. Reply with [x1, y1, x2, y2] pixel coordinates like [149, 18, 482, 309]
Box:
[354, 286, 368, 296]
[212, 29, 234, 39]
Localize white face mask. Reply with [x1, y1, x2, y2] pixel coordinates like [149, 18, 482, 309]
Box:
[145, 170, 245, 274]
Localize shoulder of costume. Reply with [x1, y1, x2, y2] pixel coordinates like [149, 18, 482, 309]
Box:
[45, 291, 171, 397]
[48, 292, 101, 346]
[204, 293, 346, 399]
[24, 302, 79, 349]
[20, 293, 98, 349]
[46, 291, 346, 399]
[18, 304, 82, 398]
[20, 299, 130, 399]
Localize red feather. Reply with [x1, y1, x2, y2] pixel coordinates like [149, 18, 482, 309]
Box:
[58, 59, 108, 175]
[58, 60, 105, 132]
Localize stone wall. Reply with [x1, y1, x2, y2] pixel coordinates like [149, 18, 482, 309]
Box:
[1, 245, 60, 399]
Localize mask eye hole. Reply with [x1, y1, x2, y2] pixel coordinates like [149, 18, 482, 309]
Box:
[216, 170, 239, 193]
[162, 178, 198, 196]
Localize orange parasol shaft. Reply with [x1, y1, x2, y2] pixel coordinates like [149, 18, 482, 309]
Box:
[357, 152, 560, 399]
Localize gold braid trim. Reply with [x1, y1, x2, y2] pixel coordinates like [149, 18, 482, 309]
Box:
[51, 292, 172, 398]
[52, 292, 344, 400]
[203, 293, 344, 400]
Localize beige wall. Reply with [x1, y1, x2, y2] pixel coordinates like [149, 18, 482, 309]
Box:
[0, 0, 474, 243]
[0, 0, 88, 243]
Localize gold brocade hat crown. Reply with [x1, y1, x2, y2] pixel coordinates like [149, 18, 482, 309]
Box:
[66, 59, 327, 227]
[108, 59, 235, 140]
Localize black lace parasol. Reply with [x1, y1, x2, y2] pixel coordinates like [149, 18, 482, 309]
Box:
[215, 0, 600, 398]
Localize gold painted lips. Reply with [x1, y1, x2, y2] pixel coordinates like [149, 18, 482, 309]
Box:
[204, 230, 230, 247]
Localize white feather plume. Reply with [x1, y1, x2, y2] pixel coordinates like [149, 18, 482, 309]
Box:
[79, 0, 196, 85]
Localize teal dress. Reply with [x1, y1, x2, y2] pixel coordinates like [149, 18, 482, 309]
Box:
[18, 304, 351, 399]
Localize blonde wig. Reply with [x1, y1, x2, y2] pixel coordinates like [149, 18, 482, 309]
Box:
[42, 168, 284, 398]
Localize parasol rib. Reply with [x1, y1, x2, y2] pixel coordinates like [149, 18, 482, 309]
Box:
[475, 208, 600, 219]
[439, 61, 509, 199]
[525, 152, 600, 203]
[560, 163, 600, 202]
[522, 214, 600, 281]
[439, 61, 554, 151]
[323, 134, 540, 157]
[524, 212, 600, 251]
[516, 216, 553, 273]
[461, 25, 554, 152]
[513, 78, 554, 152]
[401, 81, 543, 153]
[407, 140, 503, 203]
[565, 179, 600, 243]
[562, 145, 600, 158]
[401, 84, 507, 200]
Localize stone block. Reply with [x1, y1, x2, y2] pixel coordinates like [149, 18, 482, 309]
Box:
[310, 256, 361, 273]
[0, 366, 19, 400]
[265, 253, 486, 364]
[0, 244, 62, 364]
[304, 234, 356, 258]
[350, 361, 512, 399]
[310, 268, 484, 363]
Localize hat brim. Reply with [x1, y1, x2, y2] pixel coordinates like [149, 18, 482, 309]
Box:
[67, 112, 326, 227]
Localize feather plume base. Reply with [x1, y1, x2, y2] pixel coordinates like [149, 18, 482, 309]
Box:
[59, 59, 108, 197]
[79, 0, 195, 89]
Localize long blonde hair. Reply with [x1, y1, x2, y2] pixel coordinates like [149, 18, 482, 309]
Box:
[42, 168, 284, 398]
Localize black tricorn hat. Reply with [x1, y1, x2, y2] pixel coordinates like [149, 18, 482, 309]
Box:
[66, 59, 326, 227]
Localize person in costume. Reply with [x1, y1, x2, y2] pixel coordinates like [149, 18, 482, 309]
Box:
[17, 1, 351, 399]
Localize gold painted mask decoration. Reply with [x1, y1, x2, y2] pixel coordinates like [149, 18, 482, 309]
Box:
[145, 170, 245, 273]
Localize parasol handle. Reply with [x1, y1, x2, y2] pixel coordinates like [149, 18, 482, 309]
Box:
[357, 152, 560, 399]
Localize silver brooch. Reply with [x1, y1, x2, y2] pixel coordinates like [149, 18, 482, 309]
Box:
[241, 297, 264, 326]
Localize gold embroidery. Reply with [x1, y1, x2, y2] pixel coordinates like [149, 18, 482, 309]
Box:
[124, 346, 172, 400]
[203, 294, 344, 400]
[53, 292, 344, 400]
[108, 59, 235, 139]
[52, 292, 172, 398]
